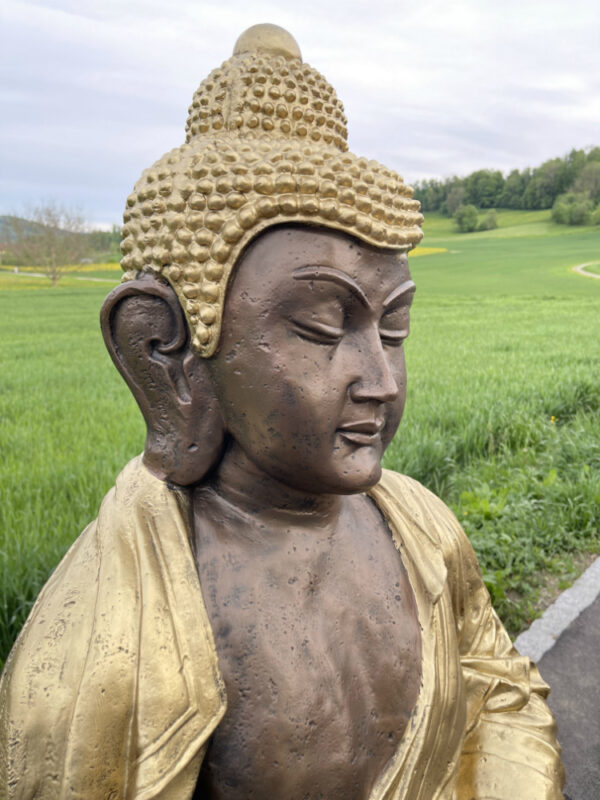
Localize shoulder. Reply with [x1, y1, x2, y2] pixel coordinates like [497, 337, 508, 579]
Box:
[374, 470, 494, 650]
[1, 457, 162, 688]
[377, 469, 460, 543]
[0, 457, 198, 797]
[375, 469, 480, 573]
[378, 469, 453, 519]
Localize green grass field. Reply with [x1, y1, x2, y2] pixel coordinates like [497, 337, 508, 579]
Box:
[1, 212, 599, 666]
[388, 210, 600, 630]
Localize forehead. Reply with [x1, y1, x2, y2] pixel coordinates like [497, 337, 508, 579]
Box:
[228, 225, 412, 301]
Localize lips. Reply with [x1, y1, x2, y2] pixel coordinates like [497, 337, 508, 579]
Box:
[336, 420, 384, 445]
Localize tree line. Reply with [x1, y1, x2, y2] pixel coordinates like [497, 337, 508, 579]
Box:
[413, 146, 600, 229]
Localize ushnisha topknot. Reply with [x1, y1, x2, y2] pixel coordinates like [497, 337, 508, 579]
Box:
[120, 23, 424, 356]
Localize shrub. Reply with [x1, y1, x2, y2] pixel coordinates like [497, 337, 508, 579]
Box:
[570, 199, 593, 225]
[454, 204, 479, 233]
[551, 201, 569, 224]
[552, 192, 594, 225]
[478, 210, 498, 231]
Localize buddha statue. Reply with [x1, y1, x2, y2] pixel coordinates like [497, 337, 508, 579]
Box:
[0, 24, 564, 800]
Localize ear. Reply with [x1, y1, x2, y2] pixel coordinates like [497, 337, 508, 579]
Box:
[100, 273, 225, 485]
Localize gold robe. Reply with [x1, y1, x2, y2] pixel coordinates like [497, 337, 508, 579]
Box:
[0, 457, 564, 799]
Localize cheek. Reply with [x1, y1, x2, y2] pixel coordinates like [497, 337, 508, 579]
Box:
[208, 344, 314, 441]
[381, 354, 407, 447]
[381, 399, 405, 449]
[255, 334, 347, 417]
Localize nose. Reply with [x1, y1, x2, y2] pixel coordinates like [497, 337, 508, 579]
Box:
[348, 330, 400, 403]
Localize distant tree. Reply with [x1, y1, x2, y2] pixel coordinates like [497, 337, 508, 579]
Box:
[565, 148, 587, 186]
[445, 186, 466, 215]
[454, 204, 479, 233]
[498, 169, 527, 208]
[413, 179, 446, 212]
[523, 158, 570, 209]
[464, 170, 504, 209]
[573, 162, 600, 204]
[4, 203, 90, 286]
[586, 146, 600, 164]
[87, 224, 122, 262]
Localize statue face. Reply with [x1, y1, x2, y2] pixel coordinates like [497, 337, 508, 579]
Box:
[208, 226, 414, 494]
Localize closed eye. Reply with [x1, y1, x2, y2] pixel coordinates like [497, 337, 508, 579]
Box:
[380, 304, 409, 346]
[379, 328, 409, 346]
[289, 318, 343, 344]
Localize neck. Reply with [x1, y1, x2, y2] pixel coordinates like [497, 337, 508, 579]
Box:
[209, 441, 345, 527]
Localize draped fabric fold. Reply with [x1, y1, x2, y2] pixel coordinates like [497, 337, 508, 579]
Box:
[0, 459, 564, 798]
[0, 457, 226, 800]
[372, 471, 564, 799]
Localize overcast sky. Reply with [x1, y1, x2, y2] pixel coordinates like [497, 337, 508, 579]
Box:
[2, 0, 599, 227]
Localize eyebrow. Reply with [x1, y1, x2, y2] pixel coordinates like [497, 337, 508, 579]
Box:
[293, 266, 415, 311]
[383, 279, 416, 309]
[292, 266, 369, 306]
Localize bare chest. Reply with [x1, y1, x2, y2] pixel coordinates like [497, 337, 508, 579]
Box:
[193, 495, 422, 799]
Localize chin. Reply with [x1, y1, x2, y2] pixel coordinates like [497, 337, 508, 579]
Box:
[268, 446, 385, 496]
[333, 457, 383, 495]
[278, 460, 383, 496]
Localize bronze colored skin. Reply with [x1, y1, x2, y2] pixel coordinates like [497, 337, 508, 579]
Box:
[192, 227, 422, 799]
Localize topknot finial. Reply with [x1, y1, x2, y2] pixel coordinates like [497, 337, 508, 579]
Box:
[233, 23, 302, 61]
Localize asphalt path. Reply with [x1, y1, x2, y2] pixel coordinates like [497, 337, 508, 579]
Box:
[516, 558, 600, 799]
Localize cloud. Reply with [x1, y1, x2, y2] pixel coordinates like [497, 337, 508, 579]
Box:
[2, 0, 599, 222]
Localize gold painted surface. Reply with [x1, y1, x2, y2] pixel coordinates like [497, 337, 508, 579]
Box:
[120, 24, 423, 356]
[372, 472, 565, 799]
[0, 459, 564, 798]
[0, 458, 226, 799]
[233, 23, 302, 61]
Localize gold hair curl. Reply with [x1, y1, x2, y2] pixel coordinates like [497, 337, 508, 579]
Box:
[120, 23, 423, 356]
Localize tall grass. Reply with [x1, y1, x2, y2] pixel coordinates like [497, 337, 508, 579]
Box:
[0, 288, 144, 666]
[385, 293, 600, 631]
[389, 215, 600, 630]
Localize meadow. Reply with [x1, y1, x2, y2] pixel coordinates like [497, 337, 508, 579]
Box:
[1, 210, 599, 665]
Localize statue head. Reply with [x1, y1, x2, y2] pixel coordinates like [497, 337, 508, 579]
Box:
[101, 23, 422, 489]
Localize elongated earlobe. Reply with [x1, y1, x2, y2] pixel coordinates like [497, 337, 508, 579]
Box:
[100, 274, 225, 485]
